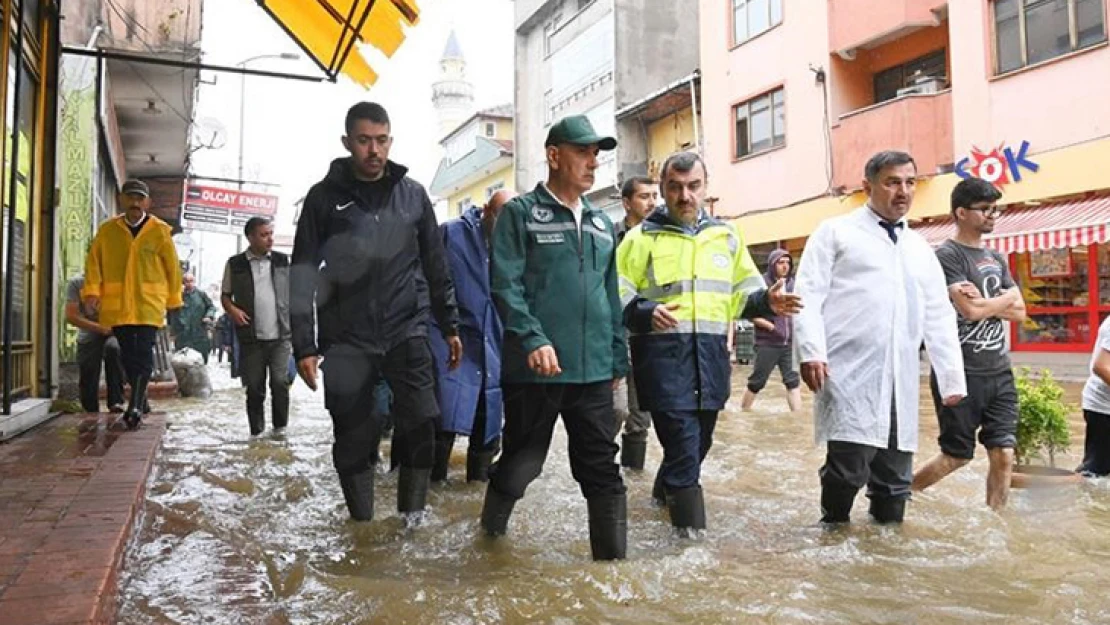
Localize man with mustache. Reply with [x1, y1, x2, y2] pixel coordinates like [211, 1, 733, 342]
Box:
[618, 151, 801, 533]
[480, 114, 629, 560]
[794, 150, 966, 525]
[912, 177, 1025, 509]
[291, 102, 463, 524]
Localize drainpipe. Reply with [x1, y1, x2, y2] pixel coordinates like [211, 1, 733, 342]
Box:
[689, 75, 700, 154]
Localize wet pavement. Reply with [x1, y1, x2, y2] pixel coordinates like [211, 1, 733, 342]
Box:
[0, 411, 165, 625]
[113, 362, 1110, 624]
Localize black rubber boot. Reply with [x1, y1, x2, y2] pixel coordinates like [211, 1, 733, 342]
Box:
[868, 497, 906, 524]
[431, 434, 454, 483]
[397, 467, 432, 514]
[466, 450, 496, 483]
[620, 434, 647, 471]
[124, 374, 149, 430]
[666, 486, 707, 531]
[820, 486, 857, 524]
[587, 493, 628, 561]
[480, 486, 517, 537]
[651, 470, 666, 507]
[339, 469, 375, 521]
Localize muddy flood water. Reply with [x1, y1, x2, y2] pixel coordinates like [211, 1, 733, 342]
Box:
[115, 362, 1110, 624]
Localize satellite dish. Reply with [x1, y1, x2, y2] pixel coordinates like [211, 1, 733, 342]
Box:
[191, 117, 228, 151]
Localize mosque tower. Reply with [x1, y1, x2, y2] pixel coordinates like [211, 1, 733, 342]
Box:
[431, 30, 474, 137]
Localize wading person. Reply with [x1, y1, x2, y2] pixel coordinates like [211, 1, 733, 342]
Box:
[740, 248, 802, 413]
[618, 151, 801, 533]
[83, 179, 183, 429]
[221, 217, 294, 438]
[613, 175, 657, 470]
[794, 151, 965, 525]
[912, 177, 1026, 509]
[291, 102, 461, 523]
[170, 273, 217, 363]
[480, 115, 629, 561]
[66, 273, 125, 413]
[1078, 315, 1110, 477]
[428, 189, 511, 482]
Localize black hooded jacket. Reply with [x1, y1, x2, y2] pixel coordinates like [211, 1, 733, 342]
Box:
[290, 157, 459, 359]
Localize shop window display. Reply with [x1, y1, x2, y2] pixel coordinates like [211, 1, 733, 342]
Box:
[1013, 246, 1092, 346]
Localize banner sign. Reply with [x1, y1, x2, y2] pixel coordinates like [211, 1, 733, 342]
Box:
[955, 140, 1039, 187]
[181, 184, 279, 234]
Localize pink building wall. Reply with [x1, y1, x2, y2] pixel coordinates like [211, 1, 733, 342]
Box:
[701, 0, 1110, 218]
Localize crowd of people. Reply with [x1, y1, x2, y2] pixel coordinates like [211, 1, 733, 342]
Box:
[66, 101, 1110, 563]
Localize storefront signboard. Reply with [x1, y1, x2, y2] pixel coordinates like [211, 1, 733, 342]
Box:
[955, 140, 1039, 187]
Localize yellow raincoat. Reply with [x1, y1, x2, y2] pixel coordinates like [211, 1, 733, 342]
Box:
[82, 215, 183, 328]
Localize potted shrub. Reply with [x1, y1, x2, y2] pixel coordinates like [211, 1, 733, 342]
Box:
[1011, 368, 1082, 488]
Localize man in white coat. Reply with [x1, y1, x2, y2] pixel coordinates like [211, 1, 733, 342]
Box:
[794, 150, 966, 525]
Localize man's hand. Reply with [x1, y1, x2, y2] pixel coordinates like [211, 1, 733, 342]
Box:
[297, 356, 320, 391]
[446, 335, 463, 371]
[801, 361, 829, 393]
[954, 281, 982, 299]
[753, 318, 776, 332]
[97, 325, 113, 337]
[83, 295, 100, 312]
[768, 279, 803, 316]
[942, 394, 965, 407]
[229, 306, 251, 327]
[527, 345, 562, 377]
[652, 303, 681, 332]
[612, 378, 621, 391]
[727, 323, 735, 353]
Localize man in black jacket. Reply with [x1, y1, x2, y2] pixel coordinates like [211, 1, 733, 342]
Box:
[221, 217, 292, 438]
[291, 102, 462, 523]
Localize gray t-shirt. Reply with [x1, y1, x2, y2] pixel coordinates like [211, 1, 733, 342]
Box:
[936, 239, 1016, 375]
[65, 276, 100, 344]
[1083, 317, 1110, 414]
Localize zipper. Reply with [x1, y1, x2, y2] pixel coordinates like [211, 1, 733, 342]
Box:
[688, 230, 702, 410]
[580, 214, 586, 380]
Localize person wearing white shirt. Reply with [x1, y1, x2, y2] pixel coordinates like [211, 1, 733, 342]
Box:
[794, 150, 966, 525]
[1078, 316, 1110, 476]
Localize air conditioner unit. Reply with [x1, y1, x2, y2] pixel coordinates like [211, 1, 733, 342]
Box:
[897, 75, 946, 97]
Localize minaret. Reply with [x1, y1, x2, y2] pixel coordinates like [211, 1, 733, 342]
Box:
[431, 30, 474, 138]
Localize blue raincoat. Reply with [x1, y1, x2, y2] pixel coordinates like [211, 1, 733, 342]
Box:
[428, 207, 503, 444]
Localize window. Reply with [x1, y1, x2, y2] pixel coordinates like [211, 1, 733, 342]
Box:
[733, 88, 785, 159]
[457, 197, 473, 214]
[484, 122, 496, 137]
[732, 0, 782, 46]
[994, 0, 1106, 74]
[873, 49, 948, 103]
[486, 181, 505, 199]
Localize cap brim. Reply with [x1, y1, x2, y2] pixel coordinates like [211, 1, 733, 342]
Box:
[558, 135, 618, 151]
[124, 191, 149, 198]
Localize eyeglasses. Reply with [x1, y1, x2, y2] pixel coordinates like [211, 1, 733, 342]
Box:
[966, 205, 1003, 218]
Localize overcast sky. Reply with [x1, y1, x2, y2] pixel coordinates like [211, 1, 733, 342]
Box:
[187, 0, 514, 287]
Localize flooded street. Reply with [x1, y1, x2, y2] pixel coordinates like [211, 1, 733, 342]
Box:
[116, 362, 1110, 624]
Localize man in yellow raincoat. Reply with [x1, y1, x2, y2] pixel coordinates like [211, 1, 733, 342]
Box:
[83, 179, 183, 429]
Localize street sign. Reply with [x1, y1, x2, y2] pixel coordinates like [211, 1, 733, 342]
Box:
[181, 184, 279, 234]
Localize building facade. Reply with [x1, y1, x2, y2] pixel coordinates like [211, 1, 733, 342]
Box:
[701, 0, 1110, 354]
[430, 104, 514, 219]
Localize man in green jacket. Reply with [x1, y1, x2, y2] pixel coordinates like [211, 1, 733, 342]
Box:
[171, 273, 218, 363]
[480, 115, 629, 561]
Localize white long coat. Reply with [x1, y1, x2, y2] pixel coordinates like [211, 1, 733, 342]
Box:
[794, 206, 966, 452]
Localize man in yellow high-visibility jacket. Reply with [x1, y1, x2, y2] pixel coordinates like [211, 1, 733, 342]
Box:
[617, 152, 802, 533]
[83, 179, 183, 429]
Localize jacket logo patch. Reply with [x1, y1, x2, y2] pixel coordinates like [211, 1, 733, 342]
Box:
[590, 215, 606, 230]
[535, 233, 564, 244]
[713, 254, 730, 269]
[335, 201, 354, 212]
[532, 207, 554, 223]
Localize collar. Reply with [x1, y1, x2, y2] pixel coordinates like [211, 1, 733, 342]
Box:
[540, 182, 583, 212]
[123, 213, 148, 228]
[245, 249, 271, 261]
[864, 204, 906, 227]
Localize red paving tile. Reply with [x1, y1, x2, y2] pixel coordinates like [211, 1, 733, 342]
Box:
[0, 412, 165, 625]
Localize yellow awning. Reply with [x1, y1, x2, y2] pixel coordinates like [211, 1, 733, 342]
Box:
[257, 0, 420, 89]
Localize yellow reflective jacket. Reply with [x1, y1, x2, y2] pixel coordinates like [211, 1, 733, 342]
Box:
[82, 214, 183, 328]
[617, 208, 767, 410]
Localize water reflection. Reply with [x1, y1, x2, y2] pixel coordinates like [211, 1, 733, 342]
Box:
[116, 364, 1110, 624]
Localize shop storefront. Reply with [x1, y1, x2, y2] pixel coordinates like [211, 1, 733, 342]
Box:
[0, 0, 58, 413]
[915, 193, 1110, 353]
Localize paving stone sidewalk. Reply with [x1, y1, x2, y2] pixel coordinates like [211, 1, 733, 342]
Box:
[0, 412, 165, 625]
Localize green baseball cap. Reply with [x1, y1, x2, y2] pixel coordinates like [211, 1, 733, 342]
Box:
[545, 115, 617, 151]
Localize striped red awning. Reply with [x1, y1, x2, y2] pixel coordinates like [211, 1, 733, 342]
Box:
[912, 193, 1110, 254]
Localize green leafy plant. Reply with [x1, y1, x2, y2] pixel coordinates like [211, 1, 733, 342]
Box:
[1014, 368, 1072, 467]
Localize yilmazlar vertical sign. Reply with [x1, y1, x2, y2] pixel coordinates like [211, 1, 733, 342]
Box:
[55, 55, 97, 363]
